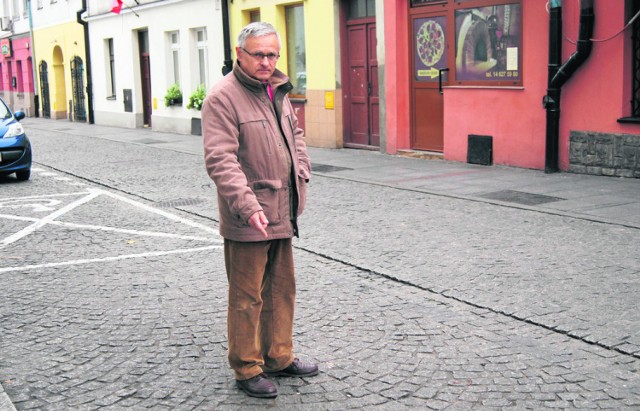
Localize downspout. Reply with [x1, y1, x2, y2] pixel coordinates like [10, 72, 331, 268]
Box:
[221, 0, 233, 75]
[77, 0, 94, 124]
[27, 0, 39, 117]
[542, 0, 594, 173]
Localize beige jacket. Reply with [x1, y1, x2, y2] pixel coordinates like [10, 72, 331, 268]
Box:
[202, 62, 311, 242]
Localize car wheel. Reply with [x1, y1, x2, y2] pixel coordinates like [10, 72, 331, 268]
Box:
[15, 169, 31, 181]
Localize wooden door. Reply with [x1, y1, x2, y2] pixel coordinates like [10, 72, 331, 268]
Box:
[138, 30, 152, 127]
[410, 10, 449, 152]
[344, 19, 379, 148]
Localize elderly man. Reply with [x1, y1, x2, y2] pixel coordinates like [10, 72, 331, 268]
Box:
[201, 22, 317, 398]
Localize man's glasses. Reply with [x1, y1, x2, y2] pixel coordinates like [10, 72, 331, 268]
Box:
[241, 47, 280, 62]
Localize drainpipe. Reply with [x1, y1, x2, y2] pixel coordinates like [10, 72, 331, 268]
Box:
[77, 0, 95, 124]
[542, 0, 594, 173]
[221, 0, 233, 75]
[27, 0, 39, 117]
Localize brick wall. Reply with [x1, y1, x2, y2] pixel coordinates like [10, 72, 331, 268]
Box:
[569, 131, 640, 178]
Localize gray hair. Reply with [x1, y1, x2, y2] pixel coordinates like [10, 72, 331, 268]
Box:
[237, 22, 281, 49]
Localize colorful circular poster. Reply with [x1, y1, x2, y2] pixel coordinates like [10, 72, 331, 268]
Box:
[416, 20, 445, 67]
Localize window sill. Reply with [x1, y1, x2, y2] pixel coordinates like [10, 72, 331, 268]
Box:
[617, 116, 640, 124]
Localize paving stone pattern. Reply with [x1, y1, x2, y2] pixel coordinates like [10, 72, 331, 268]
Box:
[0, 124, 637, 409]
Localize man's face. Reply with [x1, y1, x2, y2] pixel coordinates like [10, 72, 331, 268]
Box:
[236, 34, 280, 82]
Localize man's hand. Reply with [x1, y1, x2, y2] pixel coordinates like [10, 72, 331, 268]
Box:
[248, 211, 269, 239]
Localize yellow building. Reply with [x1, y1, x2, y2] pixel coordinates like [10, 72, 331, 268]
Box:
[32, 20, 88, 121]
[229, 0, 342, 148]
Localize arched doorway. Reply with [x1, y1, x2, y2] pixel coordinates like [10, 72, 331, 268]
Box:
[52, 46, 67, 119]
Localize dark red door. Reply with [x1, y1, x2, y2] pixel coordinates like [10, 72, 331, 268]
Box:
[344, 19, 379, 148]
[138, 30, 152, 127]
[140, 54, 151, 126]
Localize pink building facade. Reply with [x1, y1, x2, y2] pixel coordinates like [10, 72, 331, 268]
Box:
[0, 34, 36, 116]
[383, 0, 640, 176]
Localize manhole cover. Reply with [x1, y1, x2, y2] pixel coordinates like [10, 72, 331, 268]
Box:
[134, 138, 166, 145]
[312, 163, 353, 173]
[155, 198, 206, 208]
[479, 190, 565, 206]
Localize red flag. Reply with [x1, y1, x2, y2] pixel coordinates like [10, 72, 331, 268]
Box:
[111, 0, 123, 14]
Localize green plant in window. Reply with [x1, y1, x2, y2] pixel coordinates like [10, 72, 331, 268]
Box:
[187, 84, 207, 110]
[164, 83, 183, 107]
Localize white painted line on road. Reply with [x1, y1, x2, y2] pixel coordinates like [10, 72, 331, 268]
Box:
[98, 189, 219, 236]
[0, 245, 222, 274]
[0, 390, 17, 411]
[0, 190, 100, 248]
[0, 191, 91, 202]
[0, 213, 220, 242]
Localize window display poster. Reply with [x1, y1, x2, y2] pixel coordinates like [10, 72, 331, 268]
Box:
[414, 16, 448, 82]
[455, 4, 521, 82]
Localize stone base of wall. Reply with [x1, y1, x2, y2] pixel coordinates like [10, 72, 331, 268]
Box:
[569, 131, 640, 178]
[303, 89, 343, 149]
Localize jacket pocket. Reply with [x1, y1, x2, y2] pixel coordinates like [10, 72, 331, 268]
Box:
[251, 179, 282, 224]
[239, 119, 272, 154]
[297, 176, 307, 217]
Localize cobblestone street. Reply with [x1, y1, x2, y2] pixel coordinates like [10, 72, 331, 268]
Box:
[0, 118, 638, 409]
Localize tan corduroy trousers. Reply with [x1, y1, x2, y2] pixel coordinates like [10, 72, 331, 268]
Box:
[224, 238, 296, 380]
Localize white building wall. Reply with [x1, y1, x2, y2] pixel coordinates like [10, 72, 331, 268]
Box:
[32, 0, 84, 27]
[87, 0, 224, 133]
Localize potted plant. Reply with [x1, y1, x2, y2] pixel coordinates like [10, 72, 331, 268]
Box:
[164, 83, 182, 107]
[187, 84, 207, 135]
[187, 84, 206, 111]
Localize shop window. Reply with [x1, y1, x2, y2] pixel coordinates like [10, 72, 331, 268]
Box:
[454, 2, 521, 85]
[168, 31, 180, 85]
[285, 4, 306, 96]
[105, 38, 116, 99]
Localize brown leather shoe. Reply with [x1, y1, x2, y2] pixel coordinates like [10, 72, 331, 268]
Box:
[268, 358, 319, 378]
[236, 373, 278, 398]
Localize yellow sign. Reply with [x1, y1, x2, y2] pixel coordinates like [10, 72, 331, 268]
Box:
[324, 91, 334, 110]
[417, 68, 440, 79]
[153, 98, 157, 110]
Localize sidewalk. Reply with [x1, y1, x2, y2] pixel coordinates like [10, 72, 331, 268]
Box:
[24, 117, 640, 228]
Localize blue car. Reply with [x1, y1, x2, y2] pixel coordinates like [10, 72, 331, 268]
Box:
[0, 97, 31, 181]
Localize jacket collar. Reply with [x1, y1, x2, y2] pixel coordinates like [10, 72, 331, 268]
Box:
[233, 61, 290, 94]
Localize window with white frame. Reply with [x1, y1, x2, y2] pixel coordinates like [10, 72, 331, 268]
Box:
[168, 31, 180, 85]
[195, 28, 208, 88]
[105, 38, 116, 99]
[21, 0, 27, 17]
